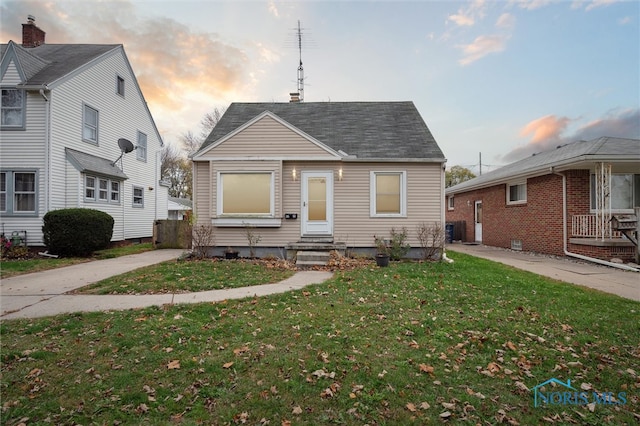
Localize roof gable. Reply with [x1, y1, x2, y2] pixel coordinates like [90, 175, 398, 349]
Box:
[195, 102, 446, 161]
[194, 110, 342, 159]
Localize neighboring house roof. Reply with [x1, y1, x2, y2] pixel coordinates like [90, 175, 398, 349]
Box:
[65, 148, 128, 180]
[0, 40, 164, 147]
[446, 137, 640, 195]
[1, 40, 119, 87]
[168, 197, 193, 210]
[195, 102, 446, 161]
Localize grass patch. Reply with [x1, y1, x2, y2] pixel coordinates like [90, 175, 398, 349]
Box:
[72, 259, 296, 295]
[1, 252, 638, 425]
[0, 243, 155, 279]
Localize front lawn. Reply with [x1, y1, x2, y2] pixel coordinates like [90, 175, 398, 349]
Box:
[1, 252, 638, 425]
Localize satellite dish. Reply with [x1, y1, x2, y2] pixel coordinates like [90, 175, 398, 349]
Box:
[111, 138, 136, 166]
[118, 138, 135, 153]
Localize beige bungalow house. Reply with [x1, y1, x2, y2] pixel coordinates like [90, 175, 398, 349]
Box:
[191, 101, 447, 259]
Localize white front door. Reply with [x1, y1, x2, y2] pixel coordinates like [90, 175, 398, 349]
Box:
[301, 171, 333, 236]
[474, 200, 483, 242]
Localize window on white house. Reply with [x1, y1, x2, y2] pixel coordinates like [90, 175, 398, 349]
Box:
[98, 178, 108, 201]
[117, 75, 125, 96]
[507, 182, 527, 205]
[370, 171, 406, 217]
[85, 175, 120, 204]
[590, 173, 640, 211]
[219, 173, 273, 215]
[448, 196, 454, 210]
[85, 176, 96, 200]
[83, 104, 98, 144]
[111, 181, 120, 202]
[137, 131, 147, 161]
[1, 88, 25, 128]
[133, 186, 144, 207]
[0, 172, 6, 212]
[0, 171, 36, 214]
[13, 172, 36, 212]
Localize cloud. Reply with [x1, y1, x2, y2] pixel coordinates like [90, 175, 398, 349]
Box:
[496, 13, 516, 30]
[457, 34, 510, 65]
[571, 0, 623, 11]
[1, 1, 253, 143]
[512, 0, 553, 11]
[268, 0, 279, 18]
[447, 0, 487, 27]
[502, 108, 640, 162]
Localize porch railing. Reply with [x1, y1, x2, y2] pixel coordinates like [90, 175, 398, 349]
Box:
[571, 215, 622, 239]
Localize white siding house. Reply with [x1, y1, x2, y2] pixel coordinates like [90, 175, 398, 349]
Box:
[0, 18, 167, 247]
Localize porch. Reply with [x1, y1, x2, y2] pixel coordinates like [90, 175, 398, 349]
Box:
[570, 214, 636, 261]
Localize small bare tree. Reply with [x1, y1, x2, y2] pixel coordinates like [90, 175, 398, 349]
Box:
[416, 222, 446, 260]
[244, 224, 262, 258]
[191, 224, 215, 259]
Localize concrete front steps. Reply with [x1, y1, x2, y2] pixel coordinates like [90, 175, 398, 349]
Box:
[287, 240, 346, 268]
[295, 250, 331, 268]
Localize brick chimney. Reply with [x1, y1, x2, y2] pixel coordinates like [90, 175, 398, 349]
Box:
[22, 15, 45, 48]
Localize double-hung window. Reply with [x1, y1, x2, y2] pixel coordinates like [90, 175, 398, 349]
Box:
[370, 171, 407, 217]
[1, 88, 25, 129]
[85, 176, 96, 200]
[0, 171, 37, 214]
[133, 186, 144, 207]
[447, 196, 454, 210]
[83, 104, 98, 144]
[507, 181, 527, 205]
[137, 131, 147, 161]
[84, 175, 121, 204]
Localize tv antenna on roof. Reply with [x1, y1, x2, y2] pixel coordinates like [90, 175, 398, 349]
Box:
[287, 20, 314, 102]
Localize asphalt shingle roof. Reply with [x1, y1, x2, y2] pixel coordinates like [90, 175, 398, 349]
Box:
[447, 137, 640, 194]
[65, 148, 128, 180]
[1, 41, 119, 86]
[197, 102, 445, 161]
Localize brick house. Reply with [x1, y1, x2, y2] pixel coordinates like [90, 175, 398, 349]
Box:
[445, 137, 639, 265]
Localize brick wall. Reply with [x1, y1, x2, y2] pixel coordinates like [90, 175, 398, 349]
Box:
[446, 170, 635, 261]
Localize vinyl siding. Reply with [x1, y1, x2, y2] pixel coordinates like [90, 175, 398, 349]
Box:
[200, 115, 334, 158]
[193, 159, 444, 248]
[0, 89, 48, 244]
[1, 60, 21, 84]
[46, 48, 164, 242]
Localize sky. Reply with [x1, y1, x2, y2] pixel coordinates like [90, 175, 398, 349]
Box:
[2, 0, 638, 172]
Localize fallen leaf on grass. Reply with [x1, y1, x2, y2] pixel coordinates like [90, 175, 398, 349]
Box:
[406, 402, 417, 412]
[419, 364, 434, 374]
[223, 361, 234, 369]
[292, 406, 303, 415]
[167, 360, 180, 370]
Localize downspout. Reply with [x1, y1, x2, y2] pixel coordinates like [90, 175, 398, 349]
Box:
[39, 87, 51, 217]
[553, 168, 639, 272]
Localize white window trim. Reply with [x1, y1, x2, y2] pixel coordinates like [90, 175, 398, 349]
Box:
[133, 185, 144, 208]
[84, 174, 121, 204]
[506, 181, 527, 205]
[447, 195, 454, 210]
[82, 103, 99, 145]
[370, 171, 407, 217]
[589, 173, 639, 214]
[215, 171, 276, 226]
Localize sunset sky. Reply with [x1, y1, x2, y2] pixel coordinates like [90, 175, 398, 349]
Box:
[2, 0, 638, 171]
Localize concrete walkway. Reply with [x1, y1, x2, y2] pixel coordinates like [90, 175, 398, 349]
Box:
[446, 243, 639, 302]
[0, 249, 333, 320]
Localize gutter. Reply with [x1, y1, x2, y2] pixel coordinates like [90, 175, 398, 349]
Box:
[553, 168, 639, 272]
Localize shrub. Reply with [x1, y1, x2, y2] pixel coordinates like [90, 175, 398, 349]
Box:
[388, 227, 410, 260]
[42, 208, 114, 257]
